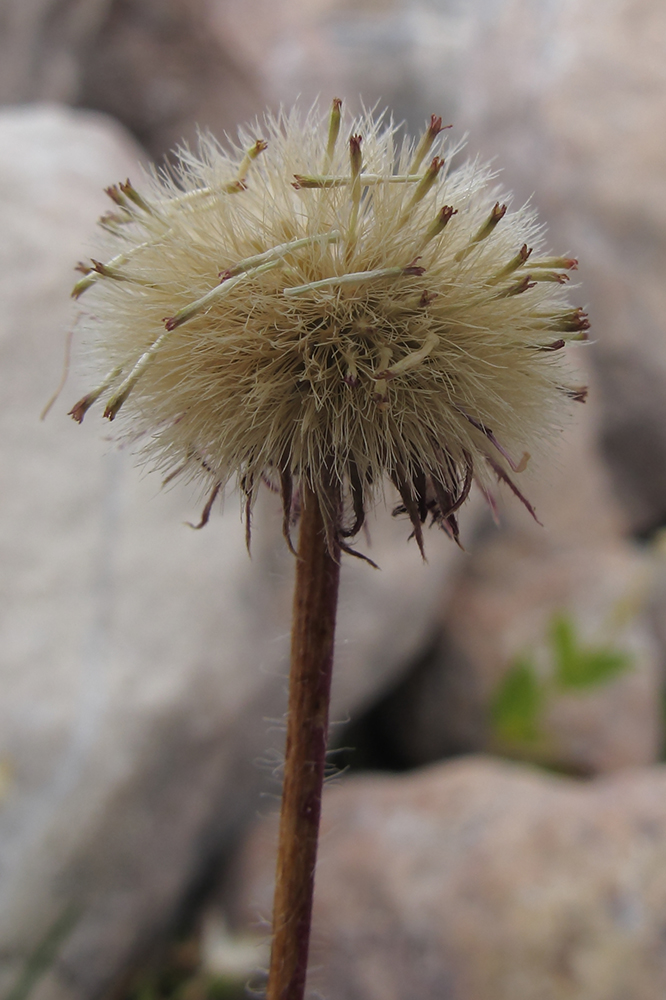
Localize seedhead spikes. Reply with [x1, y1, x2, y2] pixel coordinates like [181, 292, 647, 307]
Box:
[410, 114, 451, 173]
[70, 99, 587, 554]
[455, 201, 507, 261]
[324, 97, 342, 169]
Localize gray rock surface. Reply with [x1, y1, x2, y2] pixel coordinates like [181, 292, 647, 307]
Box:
[231, 756, 666, 1000]
[0, 104, 464, 1000]
[458, 0, 666, 535]
[0, 0, 263, 161]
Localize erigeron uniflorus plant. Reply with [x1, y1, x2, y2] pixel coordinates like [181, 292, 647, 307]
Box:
[69, 100, 587, 1000]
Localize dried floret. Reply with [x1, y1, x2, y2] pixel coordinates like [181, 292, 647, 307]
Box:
[70, 100, 587, 553]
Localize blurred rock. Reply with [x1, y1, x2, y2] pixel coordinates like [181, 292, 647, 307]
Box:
[76, 0, 264, 161]
[213, 0, 476, 134]
[349, 363, 664, 775]
[230, 756, 666, 1000]
[0, 0, 112, 103]
[0, 0, 264, 161]
[0, 104, 465, 1000]
[388, 535, 661, 774]
[458, 0, 666, 536]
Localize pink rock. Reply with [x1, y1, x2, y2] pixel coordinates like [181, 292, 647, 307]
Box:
[231, 757, 666, 1000]
[459, 0, 666, 536]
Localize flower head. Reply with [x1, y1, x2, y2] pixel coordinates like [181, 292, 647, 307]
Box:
[70, 101, 587, 556]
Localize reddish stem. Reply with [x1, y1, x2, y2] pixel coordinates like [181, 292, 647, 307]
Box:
[266, 483, 341, 1000]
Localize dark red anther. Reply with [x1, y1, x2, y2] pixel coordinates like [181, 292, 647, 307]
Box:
[538, 339, 566, 352]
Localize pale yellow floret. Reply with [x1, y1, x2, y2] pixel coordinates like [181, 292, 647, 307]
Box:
[294, 173, 425, 188]
[283, 267, 412, 297]
[323, 97, 342, 170]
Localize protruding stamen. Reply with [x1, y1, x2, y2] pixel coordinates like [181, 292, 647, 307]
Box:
[284, 263, 425, 297]
[98, 210, 132, 232]
[537, 339, 566, 352]
[529, 270, 570, 284]
[71, 272, 97, 299]
[293, 175, 345, 189]
[420, 205, 457, 248]
[219, 232, 340, 281]
[324, 98, 342, 169]
[381, 286, 435, 315]
[85, 259, 157, 290]
[104, 331, 174, 420]
[162, 181, 247, 211]
[530, 256, 578, 270]
[119, 179, 157, 216]
[536, 308, 590, 333]
[409, 115, 450, 174]
[455, 202, 507, 261]
[349, 135, 363, 184]
[165, 258, 283, 330]
[293, 173, 424, 189]
[399, 157, 444, 225]
[237, 139, 268, 181]
[488, 244, 532, 284]
[403, 260, 427, 276]
[92, 259, 157, 286]
[347, 135, 363, 253]
[71, 242, 154, 298]
[104, 184, 129, 208]
[91, 259, 125, 279]
[494, 274, 536, 298]
[103, 260, 284, 413]
[563, 386, 588, 403]
[69, 366, 122, 423]
[73, 259, 123, 297]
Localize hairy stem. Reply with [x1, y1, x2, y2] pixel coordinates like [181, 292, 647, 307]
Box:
[267, 483, 341, 1000]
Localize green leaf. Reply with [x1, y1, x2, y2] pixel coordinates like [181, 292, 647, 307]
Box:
[490, 658, 543, 744]
[551, 613, 633, 690]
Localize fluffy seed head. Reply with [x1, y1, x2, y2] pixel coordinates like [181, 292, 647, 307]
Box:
[70, 101, 587, 554]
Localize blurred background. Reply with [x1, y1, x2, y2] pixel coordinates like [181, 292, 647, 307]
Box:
[2, 1, 666, 998]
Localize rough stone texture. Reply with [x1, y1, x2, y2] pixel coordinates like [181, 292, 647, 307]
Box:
[0, 0, 264, 161]
[231, 756, 666, 1000]
[0, 104, 465, 1000]
[458, 0, 666, 536]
